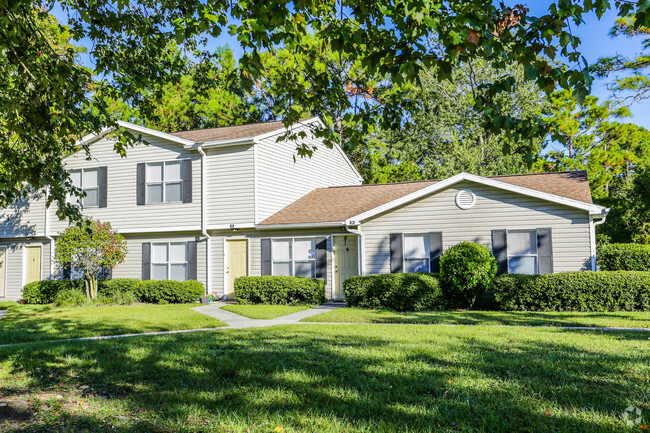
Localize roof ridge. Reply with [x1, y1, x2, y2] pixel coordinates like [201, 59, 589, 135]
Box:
[170, 116, 317, 135]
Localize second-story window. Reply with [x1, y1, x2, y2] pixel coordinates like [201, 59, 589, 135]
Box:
[146, 161, 182, 204]
[69, 168, 99, 208]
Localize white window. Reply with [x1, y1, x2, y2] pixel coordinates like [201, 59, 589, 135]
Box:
[404, 234, 430, 273]
[272, 238, 316, 278]
[151, 242, 188, 281]
[507, 230, 538, 274]
[146, 161, 182, 203]
[69, 168, 99, 208]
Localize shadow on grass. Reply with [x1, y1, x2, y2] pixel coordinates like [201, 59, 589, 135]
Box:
[1, 325, 648, 432]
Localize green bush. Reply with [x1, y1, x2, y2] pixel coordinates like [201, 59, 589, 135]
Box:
[344, 273, 445, 311]
[22, 280, 84, 304]
[97, 289, 137, 305]
[134, 280, 204, 304]
[493, 271, 650, 311]
[98, 278, 141, 294]
[234, 276, 325, 305]
[598, 243, 650, 271]
[53, 287, 88, 308]
[440, 242, 497, 308]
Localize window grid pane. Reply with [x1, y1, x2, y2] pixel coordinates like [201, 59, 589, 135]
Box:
[294, 238, 315, 261]
[165, 182, 182, 202]
[272, 239, 292, 261]
[147, 184, 163, 203]
[169, 243, 187, 263]
[405, 258, 430, 273]
[165, 161, 182, 181]
[507, 230, 537, 256]
[147, 163, 163, 182]
[83, 188, 99, 207]
[294, 261, 315, 278]
[508, 257, 537, 275]
[273, 262, 292, 277]
[151, 244, 168, 264]
[151, 264, 168, 280]
[83, 168, 98, 188]
[404, 234, 428, 259]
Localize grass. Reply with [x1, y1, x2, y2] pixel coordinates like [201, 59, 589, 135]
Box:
[0, 325, 648, 432]
[0, 303, 228, 344]
[301, 307, 650, 328]
[220, 304, 312, 319]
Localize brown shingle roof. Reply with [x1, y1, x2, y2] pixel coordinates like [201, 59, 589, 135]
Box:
[259, 171, 593, 225]
[169, 118, 316, 142]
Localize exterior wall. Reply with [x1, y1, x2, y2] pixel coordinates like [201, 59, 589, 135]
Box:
[362, 181, 593, 274]
[205, 146, 256, 226]
[0, 238, 53, 300]
[51, 133, 202, 233]
[209, 229, 337, 299]
[0, 192, 47, 238]
[255, 125, 362, 222]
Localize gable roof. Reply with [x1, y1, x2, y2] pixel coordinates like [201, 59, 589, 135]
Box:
[170, 117, 317, 143]
[259, 171, 605, 226]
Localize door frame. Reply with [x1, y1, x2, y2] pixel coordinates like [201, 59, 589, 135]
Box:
[223, 237, 250, 299]
[0, 245, 7, 298]
[330, 234, 360, 300]
[22, 243, 43, 288]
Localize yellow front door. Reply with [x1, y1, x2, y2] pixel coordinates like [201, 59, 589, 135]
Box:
[226, 240, 248, 299]
[25, 246, 41, 285]
[334, 235, 358, 299]
[0, 247, 6, 297]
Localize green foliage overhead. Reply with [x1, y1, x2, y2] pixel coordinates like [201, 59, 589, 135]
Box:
[440, 242, 497, 308]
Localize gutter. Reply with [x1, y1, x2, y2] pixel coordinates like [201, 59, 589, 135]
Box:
[197, 145, 211, 295]
[255, 222, 346, 230]
[344, 224, 365, 276]
[44, 188, 55, 279]
[589, 208, 610, 271]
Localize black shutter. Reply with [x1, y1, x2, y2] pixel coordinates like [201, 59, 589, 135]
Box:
[62, 265, 71, 280]
[188, 241, 198, 280]
[142, 242, 151, 280]
[182, 159, 192, 203]
[98, 166, 108, 208]
[136, 163, 145, 205]
[492, 230, 508, 275]
[389, 233, 403, 273]
[537, 228, 553, 274]
[261, 238, 272, 275]
[429, 232, 443, 273]
[315, 237, 327, 279]
[103, 267, 113, 280]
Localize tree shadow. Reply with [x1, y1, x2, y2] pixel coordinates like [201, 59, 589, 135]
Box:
[0, 325, 647, 432]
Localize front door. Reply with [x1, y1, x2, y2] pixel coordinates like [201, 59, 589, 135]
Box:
[333, 235, 358, 299]
[25, 245, 41, 285]
[0, 247, 6, 297]
[226, 240, 248, 299]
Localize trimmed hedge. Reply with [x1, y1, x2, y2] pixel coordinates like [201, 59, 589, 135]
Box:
[493, 271, 650, 311]
[234, 276, 325, 305]
[598, 243, 650, 271]
[22, 278, 204, 305]
[344, 273, 445, 311]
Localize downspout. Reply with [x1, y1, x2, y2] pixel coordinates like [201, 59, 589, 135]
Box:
[197, 145, 211, 295]
[344, 224, 365, 276]
[44, 188, 55, 279]
[590, 209, 609, 271]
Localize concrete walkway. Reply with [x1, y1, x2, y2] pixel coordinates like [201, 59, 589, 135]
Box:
[191, 302, 346, 328]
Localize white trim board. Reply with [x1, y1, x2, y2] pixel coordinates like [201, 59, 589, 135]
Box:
[345, 172, 608, 225]
[77, 121, 195, 148]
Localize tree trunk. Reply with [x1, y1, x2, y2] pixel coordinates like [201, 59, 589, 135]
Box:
[84, 278, 91, 300]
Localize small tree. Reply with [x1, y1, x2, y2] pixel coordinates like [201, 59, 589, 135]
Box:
[439, 242, 497, 309]
[55, 219, 127, 300]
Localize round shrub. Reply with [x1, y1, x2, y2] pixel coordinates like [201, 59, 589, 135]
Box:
[22, 280, 84, 304]
[54, 287, 88, 308]
[440, 242, 497, 308]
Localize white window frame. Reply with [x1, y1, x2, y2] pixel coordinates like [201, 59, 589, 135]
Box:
[403, 233, 430, 273]
[145, 161, 183, 204]
[69, 167, 99, 208]
[507, 229, 539, 274]
[271, 237, 317, 278]
[151, 242, 188, 281]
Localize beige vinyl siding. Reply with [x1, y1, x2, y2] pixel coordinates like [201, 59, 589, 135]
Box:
[0, 192, 47, 238]
[363, 181, 593, 274]
[0, 239, 52, 300]
[112, 234, 207, 287]
[255, 125, 362, 222]
[52, 133, 202, 233]
[210, 229, 335, 298]
[205, 146, 255, 225]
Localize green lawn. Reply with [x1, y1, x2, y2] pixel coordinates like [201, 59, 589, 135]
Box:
[302, 307, 650, 328]
[0, 303, 227, 344]
[1, 325, 648, 432]
[220, 304, 312, 319]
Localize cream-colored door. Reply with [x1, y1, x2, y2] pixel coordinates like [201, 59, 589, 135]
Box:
[25, 246, 41, 285]
[0, 247, 6, 297]
[226, 240, 248, 299]
[333, 235, 358, 299]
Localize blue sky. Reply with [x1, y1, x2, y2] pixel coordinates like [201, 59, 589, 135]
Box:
[53, 1, 649, 128]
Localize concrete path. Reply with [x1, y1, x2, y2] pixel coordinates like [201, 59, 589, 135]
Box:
[191, 302, 346, 329]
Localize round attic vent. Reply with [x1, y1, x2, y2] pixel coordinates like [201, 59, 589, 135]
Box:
[455, 189, 476, 210]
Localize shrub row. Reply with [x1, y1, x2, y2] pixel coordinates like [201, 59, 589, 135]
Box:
[22, 278, 204, 305]
[598, 243, 650, 271]
[344, 273, 445, 311]
[493, 271, 650, 311]
[234, 276, 325, 305]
